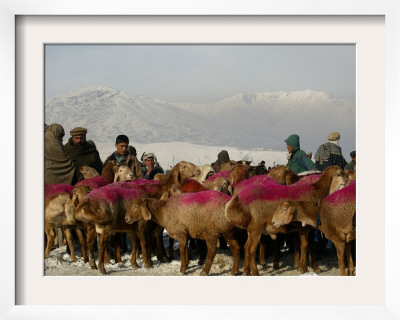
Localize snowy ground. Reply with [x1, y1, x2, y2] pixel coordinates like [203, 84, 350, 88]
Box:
[44, 234, 350, 277]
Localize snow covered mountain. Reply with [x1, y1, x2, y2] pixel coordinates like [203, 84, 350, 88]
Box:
[45, 84, 356, 157]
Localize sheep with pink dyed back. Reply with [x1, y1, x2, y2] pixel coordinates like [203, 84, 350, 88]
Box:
[44, 184, 76, 260]
[272, 181, 356, 276]
[125, 190, 241, 275]
[74, 186, 151, 274]
[225, 165, 347, 276]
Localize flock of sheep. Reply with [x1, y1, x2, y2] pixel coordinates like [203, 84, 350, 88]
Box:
[44, 159, 356, 276]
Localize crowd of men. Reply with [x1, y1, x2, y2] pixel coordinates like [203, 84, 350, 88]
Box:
[44, 123, 355, 186]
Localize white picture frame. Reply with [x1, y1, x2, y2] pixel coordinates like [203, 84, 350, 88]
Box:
[1, 1, 399, 319]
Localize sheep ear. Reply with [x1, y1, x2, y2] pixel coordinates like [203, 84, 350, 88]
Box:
[141, 200, 152, 220]
[113, 166, 120, 183]
[272, 201, 294, 228]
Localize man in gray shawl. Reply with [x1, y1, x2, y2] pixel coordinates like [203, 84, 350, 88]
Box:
[314, 131, 348, 171]
[44, 123, 78, 185]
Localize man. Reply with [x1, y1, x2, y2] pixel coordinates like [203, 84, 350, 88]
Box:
[285, 134, 317, 174]
[63, 127, 103, 180]
[141, 152, 164, 180]
[344, 151, 356, 171]
[314, 132, 347, 171]
[104, 134, 143, 179]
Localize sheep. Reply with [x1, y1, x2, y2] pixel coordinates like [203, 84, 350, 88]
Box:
[268, 165, 300, 185]
[192, 164, 215, 183]
[154, 161, 201, 186]
[74, 186, 150, 274]
[125, 190, 241, 275]
[113, 165, 134, 182]
[224, 165, 347, 275]
[230, 164, 250, 188]
[44, 184, 76, 260]
[272, 181, 356, 276]
[79, 165, 99, 179]
[181, 177, 232, 196]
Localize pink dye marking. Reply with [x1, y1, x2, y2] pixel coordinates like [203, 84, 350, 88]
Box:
[238, 182, 314, 205]
[325, 181, 356, 207]
[294, 174, 321, 185]
[207, 171, 230, 181]
[85, 186, 147, 203]
[178, 190, 231, 206]
[130, 179, 160, 186]
[234, 175, 278, 193]
[75, 176, 109, 189]
[45, 184, 73, 199]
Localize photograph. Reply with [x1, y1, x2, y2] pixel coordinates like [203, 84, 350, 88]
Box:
[44, 43, 356, 277]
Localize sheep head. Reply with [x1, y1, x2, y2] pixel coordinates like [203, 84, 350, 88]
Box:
[79, 166, 99, 179]
[74, 198, 113, 224]
[125, 199, 151, 224]
[271, 201, 296, 228]
[268, 165, 299, 185]
[71, 185, 92, 207]
[170, 161, 201, 185]
[113, 165, 134, 182]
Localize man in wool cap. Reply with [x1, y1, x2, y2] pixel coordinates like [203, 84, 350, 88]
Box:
[314, 131, 347, 171]
[63, 127, 104, 180]
[141, 152, 164, 180]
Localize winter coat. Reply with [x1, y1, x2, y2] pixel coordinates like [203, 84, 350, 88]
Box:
[44, 124, 78, 185]
[285, 134, 317, 174]
[344, 160, 356, 172]
[104, 149, 143, 180]
[141, 164, 164, 180]
[64, 138, 104, 178]
[314, 142, 347, 170]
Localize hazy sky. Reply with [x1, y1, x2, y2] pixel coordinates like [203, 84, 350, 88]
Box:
[45, 44, 355, 103]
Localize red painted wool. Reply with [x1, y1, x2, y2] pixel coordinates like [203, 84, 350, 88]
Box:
[234, 175, 278, 192]
[177, 190, 231, 206]
[325, 181, 356, 207]
[238, 182, 314, 205]
[74, 176, 109, 189]
[294, 174, 321, 185]
[45, 183, 73, 199]
[181, 179, 208, 193]
[85, 186, 147, 203]
[130, 179, 160, 186]
[207, 171, 231, 181]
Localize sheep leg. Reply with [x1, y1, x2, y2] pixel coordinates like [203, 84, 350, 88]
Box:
[178, 239, 189, 274]
[201, 238, 218, 275]
[292, 233, 300, 269]
[246, 231, 261, 276]
[75, 228, 88, 263]
[44, 225, 55, 259]
[259, 237, 266, 267]
[308, 240, 320, 273]
[298, 229, 309, 274]
[154, 225, 167, 263]
[335, 241, 346, 276]
[86, 225, 97, 269]
[127, 230, 139, 269]
[63, 226, 77, 262]
[243, 235, 253, 275]
[97, 232, 108, 274]
[168, 236, 175, 261]
[137, 228, 152, 268]
[113, 233, 122, 263]
[345, 242, 355, 276]
[226, 236, 241, 275]
[272, 237, 280, 270]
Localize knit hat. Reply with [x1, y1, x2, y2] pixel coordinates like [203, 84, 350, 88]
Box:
[350, 151, 356, 158]
[328, 132, 340, 141]
[70, 127, 87, 136]
[143, 152, 155, 161]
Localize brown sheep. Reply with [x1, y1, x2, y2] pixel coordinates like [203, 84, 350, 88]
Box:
[272, 181, 356, 276]
[79, 165, 99, 179]
[268, 165, 300, 185]
[224, 165, 346, 275]
[125, 191, 241, 275]
[74, 186, 149, 274]
[154, 160, 201, 186]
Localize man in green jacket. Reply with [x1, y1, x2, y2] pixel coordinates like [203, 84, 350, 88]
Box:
[63, 127, 104, 181]
[284, 134, 317, 174]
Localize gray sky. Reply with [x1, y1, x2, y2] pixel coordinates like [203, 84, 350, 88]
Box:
[45, 44, 355, 103]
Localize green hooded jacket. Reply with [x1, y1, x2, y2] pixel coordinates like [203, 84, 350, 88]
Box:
[284, 134, 317, 174]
